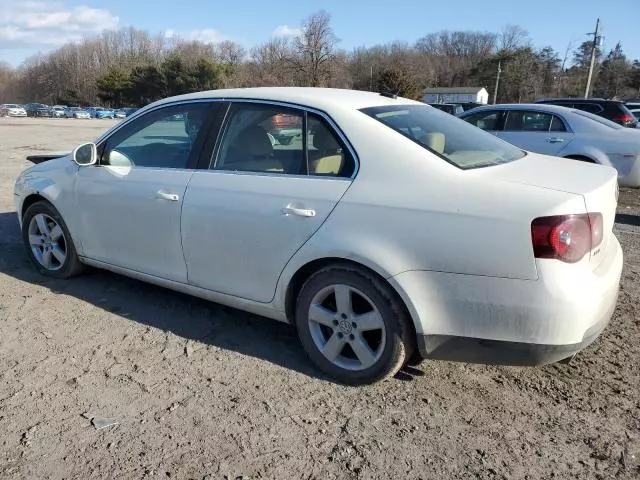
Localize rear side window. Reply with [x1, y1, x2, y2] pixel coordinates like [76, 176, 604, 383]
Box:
[213, 102, 355, 178]
[504, 110, 564, 132]
[550, 116, 567, 132]
[362, 104, 525, 169]
[573, 103, 603, 114]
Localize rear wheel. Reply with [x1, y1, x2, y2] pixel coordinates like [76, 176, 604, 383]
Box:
[22, 201, 84, 279]
[295, 265, 414, 385]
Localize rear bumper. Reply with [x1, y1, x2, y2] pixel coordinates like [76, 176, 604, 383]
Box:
[391, 234, 623, 366]
[416, 300, 614, 365]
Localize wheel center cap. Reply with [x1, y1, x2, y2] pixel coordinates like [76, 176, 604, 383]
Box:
[338, 319, 353, 334]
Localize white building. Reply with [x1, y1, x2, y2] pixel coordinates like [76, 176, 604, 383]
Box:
[422, 87, 489, 105]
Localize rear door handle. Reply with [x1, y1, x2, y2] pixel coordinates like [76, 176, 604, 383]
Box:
[156, 191, 179, 202]
[282, 206, 316, 217]
[547, 137, 565, 143]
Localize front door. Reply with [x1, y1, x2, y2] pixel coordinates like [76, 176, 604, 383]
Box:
[75, 102, 214, 282]
[181, 102, 357, 302]
[498, 110, 574, 155]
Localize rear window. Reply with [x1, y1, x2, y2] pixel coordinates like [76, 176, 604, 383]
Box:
[361, 104, 526, 169]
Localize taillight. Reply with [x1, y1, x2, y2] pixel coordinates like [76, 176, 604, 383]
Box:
[613, 114, 635, 124]
[531, 213, 603, 263]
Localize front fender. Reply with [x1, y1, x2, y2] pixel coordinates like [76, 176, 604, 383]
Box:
[15, 157, 82, 252]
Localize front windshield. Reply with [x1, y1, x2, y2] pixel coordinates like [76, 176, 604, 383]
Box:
[361, 104, 526, 169]
[572, 110, 623, 130]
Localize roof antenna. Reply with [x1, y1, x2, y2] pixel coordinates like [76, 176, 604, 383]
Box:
[380, 91, 397, 99]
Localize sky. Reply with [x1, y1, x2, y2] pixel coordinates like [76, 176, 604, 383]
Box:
[1, 0, 639, 67]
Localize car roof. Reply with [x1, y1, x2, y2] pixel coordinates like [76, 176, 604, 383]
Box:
[150, 87, 422, 112]
[460, 103, 576, 115]
[536, 97, 622, 104]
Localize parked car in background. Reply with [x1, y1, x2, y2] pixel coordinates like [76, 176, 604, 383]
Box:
[113, 107, 140, 118]
[93, 107, 115, 119]
[1, 104, 27, 117]
[64, 107, 91, 119]
[624, 100, 640, 112]
[14, 87, 622, 385]
[535, 98, 638, 128]
[51, 106, 67, 118]
[629, 109, 640, 128]
[24, 103, 52, 118]
[427, 103, 464, 115]
[458, 102, 485, 112]
[459, 103, 640, 186]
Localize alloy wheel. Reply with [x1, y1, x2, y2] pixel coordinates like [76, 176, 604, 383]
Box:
[307, 284, 386, 371]
[28, 213, 67, 271]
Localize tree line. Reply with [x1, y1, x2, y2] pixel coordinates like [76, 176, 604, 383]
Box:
[1, 11, 639, 107]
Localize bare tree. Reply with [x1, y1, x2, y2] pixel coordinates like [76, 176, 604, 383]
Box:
[499, 25, 530, 51]
[291, 10, 339, 87]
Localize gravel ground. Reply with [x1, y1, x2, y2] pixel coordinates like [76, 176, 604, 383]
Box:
[1, 118, 639, 480]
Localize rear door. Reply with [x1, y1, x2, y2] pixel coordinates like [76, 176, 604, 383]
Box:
[181, 101, 357, 302]
[498, 110, 574, 155]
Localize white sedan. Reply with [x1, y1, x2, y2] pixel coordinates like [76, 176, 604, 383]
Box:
[459, 103, 640, 187]
[14, 88, 623, 385]
[1, 104, 27, 117]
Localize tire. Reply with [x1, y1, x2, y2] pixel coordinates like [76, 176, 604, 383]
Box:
[295, 264, 414, 385]
[21, 201, 84, 279]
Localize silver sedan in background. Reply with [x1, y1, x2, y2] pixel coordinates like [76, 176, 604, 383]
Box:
[459, 103, 640, 187]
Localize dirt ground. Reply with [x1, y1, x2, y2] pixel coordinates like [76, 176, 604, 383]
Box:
[1, 118, 639, 480]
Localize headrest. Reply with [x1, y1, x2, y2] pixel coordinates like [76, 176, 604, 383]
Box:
[313, 127, 340, 151]
[235, 126, 273, 157]
[420, 132, 445, 154]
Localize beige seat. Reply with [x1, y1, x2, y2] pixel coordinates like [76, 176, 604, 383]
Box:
[309, 127, 343, 175]
[419, 132, 446, 154]
[224, 125, 284, 172]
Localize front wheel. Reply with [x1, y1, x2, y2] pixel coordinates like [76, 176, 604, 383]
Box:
[21, 201, 84, 279]
[295, 265, 414, 385]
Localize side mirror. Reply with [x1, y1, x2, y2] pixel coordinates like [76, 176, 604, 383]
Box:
[72, 142, 97, 166]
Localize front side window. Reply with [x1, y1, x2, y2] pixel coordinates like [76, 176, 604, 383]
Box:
[362, 104, 525, 169]
[213, 103, 354, 177]
[102, 103, 209, 169]
[462, 110, 502, 131]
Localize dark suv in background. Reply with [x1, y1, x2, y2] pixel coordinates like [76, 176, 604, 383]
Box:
[535, 98, 638, 128]
[24, 103, 52, 118]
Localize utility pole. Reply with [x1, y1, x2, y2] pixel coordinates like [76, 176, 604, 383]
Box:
[584, 18, 602, 98]
[369, 65, 373, 91]
[493, 60, 502, 104]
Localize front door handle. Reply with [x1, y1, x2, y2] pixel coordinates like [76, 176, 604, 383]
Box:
[156, 191, 179, 202]
[547, 137, 565, 143]
[282, 206, 316, 217]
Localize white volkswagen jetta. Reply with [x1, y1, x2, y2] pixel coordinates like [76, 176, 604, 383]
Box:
[14, 88, 623, 385]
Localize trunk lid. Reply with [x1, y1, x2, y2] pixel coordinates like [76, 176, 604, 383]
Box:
[473, 152, 619, 268]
